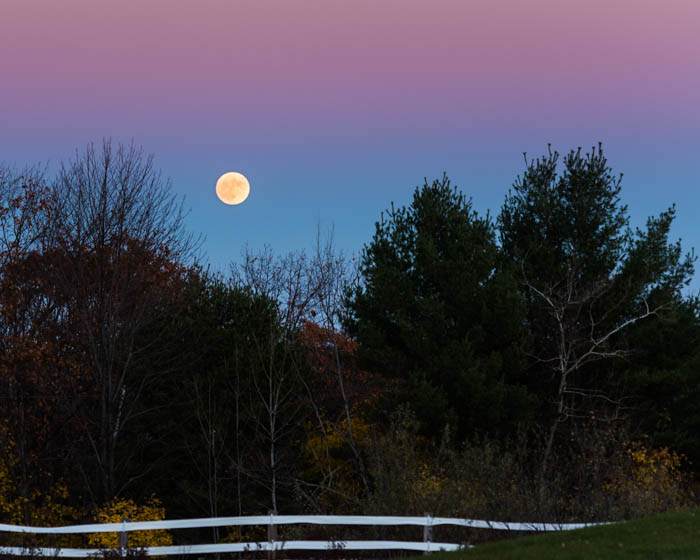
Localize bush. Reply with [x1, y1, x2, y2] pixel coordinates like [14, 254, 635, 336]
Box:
[604, 443, 692, 518]
[87, 497, 172, 551]
[360, 409, 694, 545]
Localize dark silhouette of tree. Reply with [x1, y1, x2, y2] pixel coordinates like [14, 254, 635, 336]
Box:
[0, 166, 84, 520]
[48, 140, 197, 502]
[135, 268, 280, 538]
[0, 142, 197, 506]
[346, 174, 534, 439]
[618, 296, 700, 465]
[498, 144, 695, 478]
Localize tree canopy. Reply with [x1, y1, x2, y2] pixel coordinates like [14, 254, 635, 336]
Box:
[0, 141, 698, 534]
[347, 174, 534, 438]
[498, 144, 695, 474]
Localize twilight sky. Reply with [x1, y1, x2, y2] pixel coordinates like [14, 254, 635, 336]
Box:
[2, 0, 699, 292]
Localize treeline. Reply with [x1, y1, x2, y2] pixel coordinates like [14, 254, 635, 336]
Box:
[0, 141, 698, 542]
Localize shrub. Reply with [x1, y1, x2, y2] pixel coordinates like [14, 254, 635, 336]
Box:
[87, 497, 172, 551]
[360, 409, 694, 545]
[604, 443, 692, 518]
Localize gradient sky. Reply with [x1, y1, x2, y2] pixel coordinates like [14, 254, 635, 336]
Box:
[2, 0, 699, 291]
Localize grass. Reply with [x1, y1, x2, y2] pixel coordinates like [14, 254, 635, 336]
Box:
[417, 508, 700, 560]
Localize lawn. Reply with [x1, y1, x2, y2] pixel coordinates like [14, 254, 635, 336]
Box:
[415, 508, 700, 560]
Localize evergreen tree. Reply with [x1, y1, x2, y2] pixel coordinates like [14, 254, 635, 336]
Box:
[498, 144, 695, 475]
[347, 175, 533, 439]
[620, 296, 700, 465]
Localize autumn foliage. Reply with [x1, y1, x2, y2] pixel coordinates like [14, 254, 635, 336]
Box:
[87, 497, 172, 550]
[0, 142, 697, 547]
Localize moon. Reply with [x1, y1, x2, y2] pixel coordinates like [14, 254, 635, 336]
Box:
[216, 172, 250, 205]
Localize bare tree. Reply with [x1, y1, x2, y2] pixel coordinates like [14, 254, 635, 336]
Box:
[302, 230, 370, 502]
[233, 246, 316, 511]
[231, 229, 369, 511]
[521, 261, 661, 478]
[50, 140, 197, 501]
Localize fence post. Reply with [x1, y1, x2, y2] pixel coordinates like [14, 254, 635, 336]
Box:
[423, 513, 432, 555]
[119, 516, 129, 557]
[267, 510, 277, 560]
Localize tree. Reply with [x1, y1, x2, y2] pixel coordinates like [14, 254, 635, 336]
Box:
[47, 140, 196, 502]
[230, 230, 384, 513]
[618, 296, 700, 465]
[498, 144, 695, 477]
[297, 320, 386, 512]
[346, 174, 533, 439]
[133, 268, 280, 539]
[0, 165, 87, 522]
[231, 239, 350, 512]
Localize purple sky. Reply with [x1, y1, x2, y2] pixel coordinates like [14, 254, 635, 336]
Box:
[2, 0, 699, 292]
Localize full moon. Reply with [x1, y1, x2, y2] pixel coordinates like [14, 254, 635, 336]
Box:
[216, 172, 250, 205]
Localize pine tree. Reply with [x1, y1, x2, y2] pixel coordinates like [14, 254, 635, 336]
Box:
[347, 174, 533, 439]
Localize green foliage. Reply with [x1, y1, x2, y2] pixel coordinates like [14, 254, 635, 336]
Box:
[497, 144, 695, 473]
[347, 174, 534, 438]
[618, 297, 700, 465]
[499, 144, 629, 287]
[499, 144, 694, 372]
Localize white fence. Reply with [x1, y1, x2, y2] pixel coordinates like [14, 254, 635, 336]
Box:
[0, 514, 607, 557]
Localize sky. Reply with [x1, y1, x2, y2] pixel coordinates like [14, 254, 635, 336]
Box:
[1, 0, 699, 292]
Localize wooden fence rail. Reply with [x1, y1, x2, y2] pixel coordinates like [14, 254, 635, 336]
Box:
[0, 513, 608, 557]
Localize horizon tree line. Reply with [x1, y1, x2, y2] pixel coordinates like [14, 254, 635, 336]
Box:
[0, 139, 697, 534]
